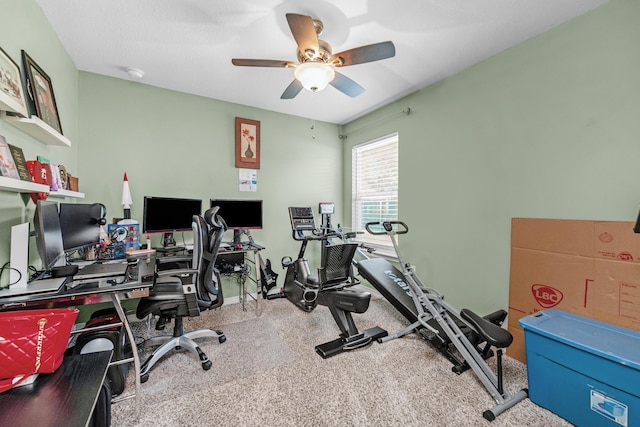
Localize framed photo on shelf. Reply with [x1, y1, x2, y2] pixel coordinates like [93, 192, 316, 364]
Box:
[0, 135, 20, 179]
[7, 143, 32, 181]
[0, 47, 28, 117]
[235, 117, 260, 169]
[21, 50, 63, 134]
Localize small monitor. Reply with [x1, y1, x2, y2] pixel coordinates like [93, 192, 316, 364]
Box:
[319, 202, 335, 215]
[142, 196, 202, 247]
[210, 199, 263, 244]
[59, 203, 102, 252]
[33, 200, 66, 271]
[209, 199, 263, 230]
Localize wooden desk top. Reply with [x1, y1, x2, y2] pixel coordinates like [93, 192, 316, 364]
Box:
[0, 351, 112, 427]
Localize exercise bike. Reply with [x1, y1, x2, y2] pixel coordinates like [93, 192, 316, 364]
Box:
[276, 205, 387, 358]
[354, 221, 528, 421]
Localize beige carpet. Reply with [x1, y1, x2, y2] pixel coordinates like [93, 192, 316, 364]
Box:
[111, 296, 572, 426]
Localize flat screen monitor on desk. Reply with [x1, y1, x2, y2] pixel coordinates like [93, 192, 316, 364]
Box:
[143, 196, 202, 249]
[59, 203, 103, 253]
[210, 199, 262, 245]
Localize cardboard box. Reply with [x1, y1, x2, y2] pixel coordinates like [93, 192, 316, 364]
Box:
[508, 218, 640, 363]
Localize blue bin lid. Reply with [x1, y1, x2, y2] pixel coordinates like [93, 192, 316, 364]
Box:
[519, 309, 640, 370]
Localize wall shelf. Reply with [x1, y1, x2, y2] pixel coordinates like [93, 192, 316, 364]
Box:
[0, 93, 28, 118]
[49, 189, 85, 199]
[0, 176, 84, 198]
[0, 111, 71, 147]
[0, 175, 48, 193]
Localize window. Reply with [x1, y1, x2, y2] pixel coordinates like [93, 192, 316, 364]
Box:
[351, 133, 398, 256]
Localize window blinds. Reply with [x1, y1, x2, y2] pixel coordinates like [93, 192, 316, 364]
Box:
[352, 134, 398, 252]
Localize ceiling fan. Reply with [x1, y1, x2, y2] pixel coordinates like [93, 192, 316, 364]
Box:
[232, 13, 396, 99]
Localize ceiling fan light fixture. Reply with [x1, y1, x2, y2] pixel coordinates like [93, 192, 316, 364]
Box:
[294, 62, 335, 92]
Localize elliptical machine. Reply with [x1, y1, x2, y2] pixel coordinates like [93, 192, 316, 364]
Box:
[279, 204, 387, 358]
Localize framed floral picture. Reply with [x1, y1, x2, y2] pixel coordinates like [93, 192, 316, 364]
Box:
[22, 50, 63, 134]
[0, 47, 28, 117]
[235, 117, 260, 169]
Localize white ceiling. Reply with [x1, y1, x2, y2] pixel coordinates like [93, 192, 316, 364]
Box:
[35, 0, 607, 125]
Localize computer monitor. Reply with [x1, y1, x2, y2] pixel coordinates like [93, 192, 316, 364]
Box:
[33, 200, 66, 272]
[59, 203, 103, 252]
[210, 199, 263, 244]
[142, 196, 202, 247]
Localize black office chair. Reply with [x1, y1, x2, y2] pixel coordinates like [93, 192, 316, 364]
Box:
[312, 243, 388, 358]
[136, 207, 227, 382]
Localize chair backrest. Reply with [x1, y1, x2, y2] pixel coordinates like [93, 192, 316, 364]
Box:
[204, 207, 227, 260]
[190, 214, 207, 276]
[318, 243, 359, 287]
[194, 207, 227, 310]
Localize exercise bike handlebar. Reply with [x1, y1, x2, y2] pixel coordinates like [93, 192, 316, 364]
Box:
[365, 221, 409, 235]
[292, 229, 341, 242]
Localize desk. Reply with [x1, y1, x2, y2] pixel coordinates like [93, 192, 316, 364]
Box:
[0, 253, 155, 414]
[217, 245, 263, 314]
[0, 351, 112, 427]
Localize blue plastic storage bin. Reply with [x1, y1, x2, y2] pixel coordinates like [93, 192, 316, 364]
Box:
[519, 309, 640, 427]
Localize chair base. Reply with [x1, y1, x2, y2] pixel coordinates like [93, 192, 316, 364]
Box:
[140, 328, 226, 382]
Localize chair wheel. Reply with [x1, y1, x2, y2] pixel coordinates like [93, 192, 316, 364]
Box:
[219, 334, 227, 344]
[202, 360, 212, 370]
[140, 373, 149, 383]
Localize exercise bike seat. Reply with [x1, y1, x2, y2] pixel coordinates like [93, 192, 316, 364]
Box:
[321, 290, 371, 314]
[460, 308, 513, 349]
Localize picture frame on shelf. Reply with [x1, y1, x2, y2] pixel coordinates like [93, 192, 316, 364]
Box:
[0, 46, 28, 117]
[7, 143, 32, 181]
[58, 164, 68, 190]
[0, 135, 20, 179]
[21, 50, 63, 134]
[68, 175, 79, 192]
[235, 117, 260, 169]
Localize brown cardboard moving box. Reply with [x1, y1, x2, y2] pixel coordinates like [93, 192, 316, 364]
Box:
[508, 218, 640, 363]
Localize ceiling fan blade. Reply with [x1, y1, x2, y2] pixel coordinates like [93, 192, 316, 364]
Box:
[286, 13, 318, 56]
[232, 58, 296, 68]
[281, 79, 304, 99]
[330, 41, 396, 67]
[330, 72, 365, 98]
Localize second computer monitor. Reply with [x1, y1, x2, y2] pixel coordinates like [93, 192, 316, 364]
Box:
[210, 199, 262, 244]
[143, 196, 203, 248]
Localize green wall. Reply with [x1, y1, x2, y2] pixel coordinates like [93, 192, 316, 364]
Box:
[343, 0, 640, 315]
